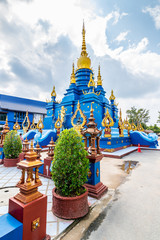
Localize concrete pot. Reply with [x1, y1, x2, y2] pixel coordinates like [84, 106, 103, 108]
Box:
[52, 187, 89, 219]
[4, 158, 19, 167]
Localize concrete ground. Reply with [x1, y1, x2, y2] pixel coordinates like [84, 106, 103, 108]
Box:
[60, 149, 160, 240]
[0, 146, 160, 239]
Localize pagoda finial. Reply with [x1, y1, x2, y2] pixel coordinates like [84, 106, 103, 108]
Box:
[88, 73, 95, 87]
[77, 22, 91, 69]
[109, 90, 115, 101]
[70, 63, 76, 84]
[51, 86, 56, 97]
[82, 21, 86, 52]
[97, 65, 102, 86]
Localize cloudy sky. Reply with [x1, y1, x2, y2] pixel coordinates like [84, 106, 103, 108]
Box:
[0, 0, 160, 125]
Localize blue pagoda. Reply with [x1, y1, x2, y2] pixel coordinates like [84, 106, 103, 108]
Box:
[43, 23, 130, 151]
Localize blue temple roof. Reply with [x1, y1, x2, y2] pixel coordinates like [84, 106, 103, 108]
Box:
[0, 94, 46, 114]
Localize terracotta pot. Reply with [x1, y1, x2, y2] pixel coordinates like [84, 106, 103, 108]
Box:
[4, 158, 19, 167]
[52, 187, 89, 219]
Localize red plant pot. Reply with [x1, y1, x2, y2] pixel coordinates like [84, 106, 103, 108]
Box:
[52, 187, 89, 219]
[4, 158, 19, 167]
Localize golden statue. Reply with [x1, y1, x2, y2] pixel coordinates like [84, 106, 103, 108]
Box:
[118, 109, 124, 137]
[55, 112, 62, 136]
[60, 106, 66, 123]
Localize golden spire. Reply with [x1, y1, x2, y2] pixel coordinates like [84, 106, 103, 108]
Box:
[77, 22, 91, 69]
[82, 21, 86, 52]
[88, 73, 95, 87]
[97, 65, 102, 86]
[70, 63, 76, 84]
[109, 90, 115, 101]
[51, 86, 56, 97]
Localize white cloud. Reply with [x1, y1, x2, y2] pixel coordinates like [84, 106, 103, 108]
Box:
[115, 31, 129, 43]
[143, 5, 160, 29]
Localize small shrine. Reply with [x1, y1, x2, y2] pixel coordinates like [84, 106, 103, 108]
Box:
[15, 141, 43, 204]
[19, 137, 30, 161]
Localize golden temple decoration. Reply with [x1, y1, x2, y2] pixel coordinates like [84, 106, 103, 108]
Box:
[30, 119, 37, 130]
[22, 111, 30, 134]
[102, 108, 114, 138]
[88, 73, 95, 87]
[131, 121, 137, 131]
[60, 106, 66, 123]
[137, 123, 144, 132]
[37, 117, 44, 130]
[70, 63, 76, 84]
[118, 108, 124, 137]
[77, 22, 91, 69]
[97, 65, 102, 86]
[15, 141, 43, 204]
[109, 90, 115, 101]
[32, 217, 40, 232]
[88, 169, 92, 178]
[55, 112, 62, 136]
[96, 168, 99, 177]
[13, 120, 20, 131]
[51, 85, 56, 97]
[71, 101, 86, 133]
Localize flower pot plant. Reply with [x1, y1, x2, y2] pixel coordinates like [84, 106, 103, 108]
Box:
[3, 130, 22, 167]
[51, 128, 89, 219]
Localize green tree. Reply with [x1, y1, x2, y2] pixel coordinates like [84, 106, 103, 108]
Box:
[157, 111, 160, 123]
[126, 106, 150, 128]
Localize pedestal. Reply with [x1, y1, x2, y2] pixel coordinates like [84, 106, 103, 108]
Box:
[84, 182, 108, 199]
[85, 154, 108, 199]
[44, 157, 52, 177]
[9, 195, 47, 240]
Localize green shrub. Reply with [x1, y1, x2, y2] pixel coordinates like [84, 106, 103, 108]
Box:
[51, 128, 89, 197]
[3, 130, 22, 159]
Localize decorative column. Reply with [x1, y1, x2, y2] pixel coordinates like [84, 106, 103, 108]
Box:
[81, 104, 108, 199]
[43, 137, 55, 177]
[8, 141, 48, 240]
[19, 137, 30, 161]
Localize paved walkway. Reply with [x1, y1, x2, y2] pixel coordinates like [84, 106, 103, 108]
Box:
[0, 165, 96, 239]
[82, 150, 160, 240]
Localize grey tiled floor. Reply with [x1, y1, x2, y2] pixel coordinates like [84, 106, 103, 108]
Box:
[0, 165, 96, 239]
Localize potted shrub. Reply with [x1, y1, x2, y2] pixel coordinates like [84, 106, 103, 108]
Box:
[3, 130, 22, 167]
[51, 128, 89, 219]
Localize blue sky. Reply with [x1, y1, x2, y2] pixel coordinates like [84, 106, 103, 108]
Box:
[0, 0, 160, 125]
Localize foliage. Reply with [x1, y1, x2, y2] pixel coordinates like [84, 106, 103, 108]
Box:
[51, 128, 89, 197]
[157, 111, 160, 124]
[126, 106, 150, 128]
[3, 130, 22, 159]
[147, 124, 160, 134]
